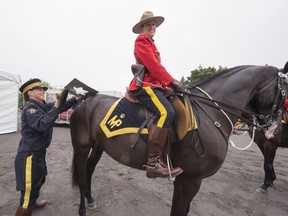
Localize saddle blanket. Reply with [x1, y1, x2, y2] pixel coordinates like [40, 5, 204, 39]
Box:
[100, 98, 150, 138]
[100, 96, 197, 138]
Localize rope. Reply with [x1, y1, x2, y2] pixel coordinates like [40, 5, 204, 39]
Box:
[229, 117, 257, 150]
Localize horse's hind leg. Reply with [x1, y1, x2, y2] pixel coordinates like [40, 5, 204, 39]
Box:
[73, 147, 90, 216]
[71, 133, 96, 216]
[85, 146, 103, 208]
[170, 176, 202, 216]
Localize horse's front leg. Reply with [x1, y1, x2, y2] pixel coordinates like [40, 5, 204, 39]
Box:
[170, 176, 202, 216]
[259, 144, 277, 192]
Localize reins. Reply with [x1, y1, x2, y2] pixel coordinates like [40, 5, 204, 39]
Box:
[176, 89, 261, 129]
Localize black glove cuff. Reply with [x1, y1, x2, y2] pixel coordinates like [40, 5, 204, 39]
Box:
[59, 89, 69, 109]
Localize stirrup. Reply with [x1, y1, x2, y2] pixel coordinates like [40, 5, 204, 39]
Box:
[166, 154, 176, 181]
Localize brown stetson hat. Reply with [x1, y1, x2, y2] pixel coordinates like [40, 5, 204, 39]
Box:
[19, 78, 48, 94]
[132, 11, 164, 34]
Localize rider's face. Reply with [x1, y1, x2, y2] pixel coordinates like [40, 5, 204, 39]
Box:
[141, 20, 157, 38]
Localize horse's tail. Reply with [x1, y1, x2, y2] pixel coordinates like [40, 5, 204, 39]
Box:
[72, 150, 79, 188]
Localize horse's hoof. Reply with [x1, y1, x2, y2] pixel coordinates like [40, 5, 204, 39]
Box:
[256, 187, 268, 193]
[86, 201, 97, 210]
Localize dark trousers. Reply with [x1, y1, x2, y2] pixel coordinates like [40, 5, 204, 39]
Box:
[132, 87, 175, 128]
[15, 151, 47, 208]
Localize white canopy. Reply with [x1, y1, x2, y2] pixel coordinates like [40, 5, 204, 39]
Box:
[0, 70, 21, 134]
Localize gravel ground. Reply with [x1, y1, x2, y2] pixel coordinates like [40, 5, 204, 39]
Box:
[0, 124, 288, 216]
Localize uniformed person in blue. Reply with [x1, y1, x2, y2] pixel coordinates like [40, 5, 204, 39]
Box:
[14, 78, 79, 216]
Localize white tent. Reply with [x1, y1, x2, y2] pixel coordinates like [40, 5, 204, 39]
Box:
[0, 71, 21, 134]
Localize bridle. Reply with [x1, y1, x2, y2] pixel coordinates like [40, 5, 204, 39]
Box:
[246, 72, 287, 130]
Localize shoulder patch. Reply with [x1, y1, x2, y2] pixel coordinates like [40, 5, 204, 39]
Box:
[27, 108, 37, 115]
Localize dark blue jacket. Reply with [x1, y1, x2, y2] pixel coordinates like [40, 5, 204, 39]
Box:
[17, 98, 77, 152]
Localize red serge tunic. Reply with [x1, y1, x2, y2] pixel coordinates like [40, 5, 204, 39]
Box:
[128, 34, 175, 91]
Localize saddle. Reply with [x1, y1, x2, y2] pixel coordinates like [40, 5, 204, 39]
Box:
[125, 90, 141, 104]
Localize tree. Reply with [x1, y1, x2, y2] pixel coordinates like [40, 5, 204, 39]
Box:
[41, 80, 52, 89]
[183, 65, 227, 87]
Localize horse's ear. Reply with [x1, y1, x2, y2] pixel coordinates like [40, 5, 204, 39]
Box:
[284, 61, 288, 73]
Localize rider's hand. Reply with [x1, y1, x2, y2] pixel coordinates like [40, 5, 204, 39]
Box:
[170, 80, 185, 92]
[171, 80, 182, 87]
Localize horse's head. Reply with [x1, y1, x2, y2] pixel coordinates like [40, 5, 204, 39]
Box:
[247, 62, 288, 133]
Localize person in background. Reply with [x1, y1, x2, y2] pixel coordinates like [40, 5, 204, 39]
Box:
[14, 78, 79, 216]
[128, 11, 183, 178]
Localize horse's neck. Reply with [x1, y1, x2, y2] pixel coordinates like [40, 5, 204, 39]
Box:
[197, 69, 271, 107]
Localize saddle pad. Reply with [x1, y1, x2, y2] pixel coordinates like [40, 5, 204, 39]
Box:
[182, 96, 198, 131]
[100, 98, 149, 138]
[100, 96, 198, 139]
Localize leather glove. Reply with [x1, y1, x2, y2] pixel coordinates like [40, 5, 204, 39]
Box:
[59, 97, 78, 112]
[170, 80, 186, 92]
[55, 89, 68, 110]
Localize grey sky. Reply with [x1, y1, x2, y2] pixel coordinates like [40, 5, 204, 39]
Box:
[0, 0, 287, 93]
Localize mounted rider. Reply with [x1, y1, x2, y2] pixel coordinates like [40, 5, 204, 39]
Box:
[128, 11, 184, 178]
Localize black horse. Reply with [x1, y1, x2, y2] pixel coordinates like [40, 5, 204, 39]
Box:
[70, 64, 287, 216]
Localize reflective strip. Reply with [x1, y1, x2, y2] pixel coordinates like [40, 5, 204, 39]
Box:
[143, 87, 167, 128]
[23, 155, 33, 208]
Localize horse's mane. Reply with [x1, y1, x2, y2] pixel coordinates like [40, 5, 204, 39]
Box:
[188, 65, 254, 89]
[284, 61, 288, 73]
